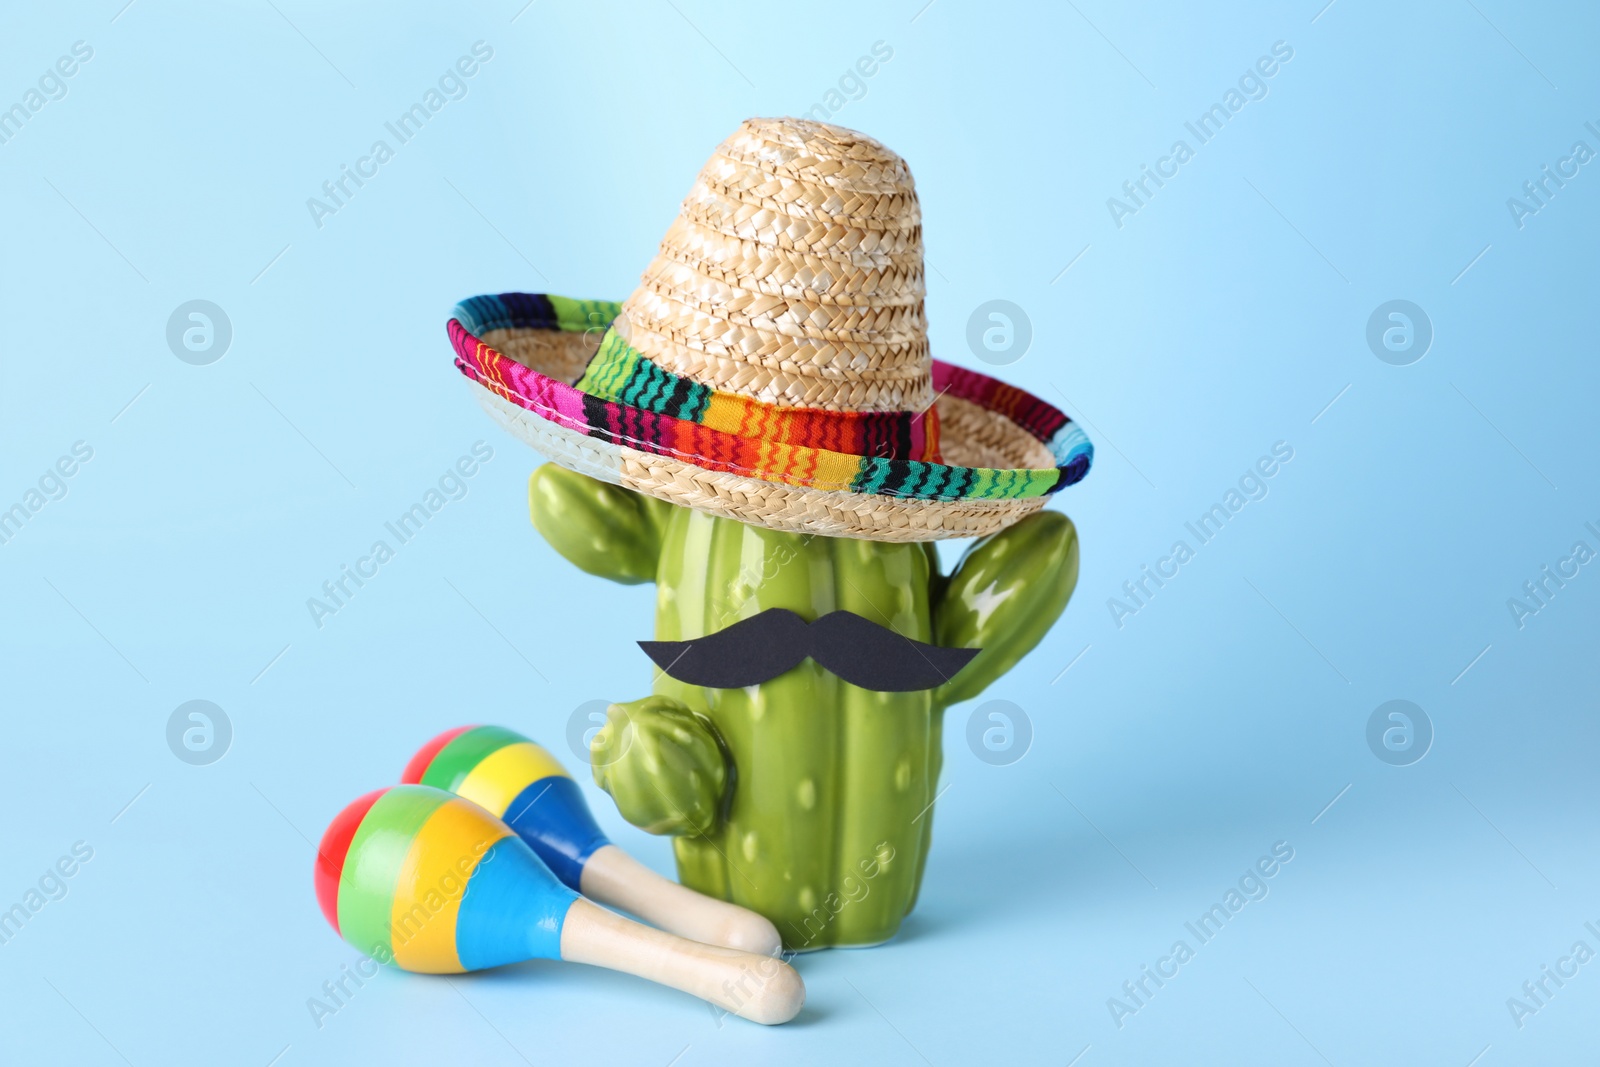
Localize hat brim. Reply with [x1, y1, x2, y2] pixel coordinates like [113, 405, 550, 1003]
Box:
[449, 293, 1091, 542]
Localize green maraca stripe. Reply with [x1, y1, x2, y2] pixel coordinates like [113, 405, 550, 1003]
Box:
[420, 725, 526, 793]
[337, 786, 451, 960]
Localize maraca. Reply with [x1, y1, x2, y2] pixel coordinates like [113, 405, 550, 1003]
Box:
[314, 785, 805, 1024]
[401, 725, 781, 956]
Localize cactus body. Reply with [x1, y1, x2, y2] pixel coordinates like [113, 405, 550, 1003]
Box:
[528, 465, 1078, 949]
[652, 509, 937, 948]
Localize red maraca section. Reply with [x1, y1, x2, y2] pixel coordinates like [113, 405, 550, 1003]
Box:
[314, 787, 388, 935]
[400, 725, 476, 784]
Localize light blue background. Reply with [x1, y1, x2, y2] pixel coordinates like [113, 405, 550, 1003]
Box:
[2, 1, 1596, 1063]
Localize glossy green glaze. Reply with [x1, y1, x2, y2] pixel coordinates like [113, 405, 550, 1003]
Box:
[527, 464, 1079, 948]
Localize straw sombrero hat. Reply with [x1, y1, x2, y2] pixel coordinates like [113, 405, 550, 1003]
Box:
[446, 117, 1091, 542]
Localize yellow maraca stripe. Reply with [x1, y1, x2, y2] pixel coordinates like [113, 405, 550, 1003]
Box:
[389, 797, 510, 973]
[454, 741, 570, 819]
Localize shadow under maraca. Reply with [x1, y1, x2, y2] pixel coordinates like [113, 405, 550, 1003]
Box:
[771, 1002, 828, 1028]
[449, 957, 829, 1026]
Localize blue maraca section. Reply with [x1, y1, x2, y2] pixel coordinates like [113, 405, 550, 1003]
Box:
[504, 776, 611, 888]
[456, 836, 579, 970]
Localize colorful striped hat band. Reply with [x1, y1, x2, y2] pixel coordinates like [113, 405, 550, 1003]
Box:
[449, 294, 1091, 541]
[446, 119, 1093, 542]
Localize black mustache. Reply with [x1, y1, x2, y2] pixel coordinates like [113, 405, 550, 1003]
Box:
[638, 609, 981, 692]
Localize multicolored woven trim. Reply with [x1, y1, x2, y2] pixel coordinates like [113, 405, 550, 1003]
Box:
[449, 293, 1092, 501]
[577, 328, 940, 463]
[453, 293, 622, 336]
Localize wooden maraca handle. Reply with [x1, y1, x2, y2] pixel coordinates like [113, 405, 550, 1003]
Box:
[580, 844, 783, 956]
[559, 897, 805, 1025]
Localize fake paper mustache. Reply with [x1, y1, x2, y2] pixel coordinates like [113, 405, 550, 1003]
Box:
[638, 608, 981, 692]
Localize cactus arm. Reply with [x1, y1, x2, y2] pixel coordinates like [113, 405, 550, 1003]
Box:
[635, 488, 676, 550]
[527, 464, 665, 585]
[591, 695, 731, 837]
[931, 510, 1080, 709]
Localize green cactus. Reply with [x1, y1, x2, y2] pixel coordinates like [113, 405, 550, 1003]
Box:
[529, 464, 1080, 949]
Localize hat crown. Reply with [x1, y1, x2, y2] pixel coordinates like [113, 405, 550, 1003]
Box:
[619, 117, 930, 413]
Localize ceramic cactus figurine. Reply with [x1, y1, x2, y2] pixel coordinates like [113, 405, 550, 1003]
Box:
[446, 118, 1092, 948]
[527, 467, 1079, 948]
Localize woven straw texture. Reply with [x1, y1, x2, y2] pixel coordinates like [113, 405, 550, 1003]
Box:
[618, 117, 931, 414]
